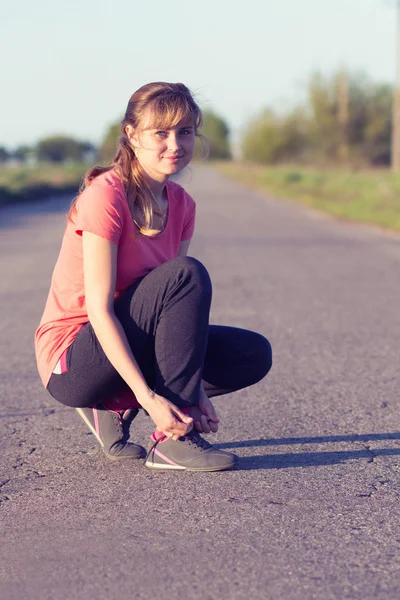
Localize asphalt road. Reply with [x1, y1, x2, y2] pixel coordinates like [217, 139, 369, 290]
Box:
[1, 166, 400, 600]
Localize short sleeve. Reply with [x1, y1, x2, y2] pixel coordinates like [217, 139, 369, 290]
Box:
[181, 192, 196, 241]
[75, 178, 124, 245]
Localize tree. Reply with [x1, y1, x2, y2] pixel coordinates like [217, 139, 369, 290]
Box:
[305, 70, 391, 165]
[99, 121, 121, 163]
[242, 110, 281, 164]
[36, 136, 95, 163]
[0, 146, 10, 163]
[14, 145, 33, 163]
[307, 73, 341, 160]
[363, 84, 392, 165]
[79, 141, 98, 162]
[200, 110, 231, 160]
[241, 69, 393, 168]
[242, 108, 308, 164]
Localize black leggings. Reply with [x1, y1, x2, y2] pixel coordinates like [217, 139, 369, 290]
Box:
[47, 257, 272, 409]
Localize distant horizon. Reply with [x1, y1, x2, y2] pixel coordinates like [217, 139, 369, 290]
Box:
[1, 0, 397, 148]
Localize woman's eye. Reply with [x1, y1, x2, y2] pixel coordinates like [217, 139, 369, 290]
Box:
[180, 129, 191, 136]
[156, 131, 167, 138]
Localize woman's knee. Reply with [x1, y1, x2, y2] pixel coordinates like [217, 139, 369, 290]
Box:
[250, 333, 273, 383]
[47, 371, 119, 409]
[170, 256, 212, 296]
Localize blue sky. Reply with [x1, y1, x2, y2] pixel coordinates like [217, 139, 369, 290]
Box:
[1, 0, 397, 147]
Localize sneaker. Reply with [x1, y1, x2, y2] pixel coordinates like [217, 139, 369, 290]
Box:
[76, 406, 145, 460]
[144, 430, 238, 472]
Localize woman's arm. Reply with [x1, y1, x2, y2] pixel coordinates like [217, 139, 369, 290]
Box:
[83, 232, 150, 400]
[178, 239, 191, 256]
[82, 232, 192, 438]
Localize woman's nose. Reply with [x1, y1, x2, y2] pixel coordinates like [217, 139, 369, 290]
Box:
[167, 134, 181, 151]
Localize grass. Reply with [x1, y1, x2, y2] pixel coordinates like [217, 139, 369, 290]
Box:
[216, 162, 400, 233]
[0, 163, 90, 207]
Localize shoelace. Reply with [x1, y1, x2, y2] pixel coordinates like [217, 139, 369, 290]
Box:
[115, 408, 139, 443]
[184, 431, 213, 451]
[145, 436, 162, 463]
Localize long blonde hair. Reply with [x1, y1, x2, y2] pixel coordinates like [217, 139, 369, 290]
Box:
[69, 82, 203, 236]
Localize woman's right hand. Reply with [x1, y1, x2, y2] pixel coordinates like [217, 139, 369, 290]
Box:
[140, 392, 193, 440]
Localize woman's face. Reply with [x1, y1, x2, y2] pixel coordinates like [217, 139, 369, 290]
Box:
[127, 111, 196, 180]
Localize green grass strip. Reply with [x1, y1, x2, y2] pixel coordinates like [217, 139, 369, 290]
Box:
[217, 162, 400, 233]
[0, 163, 90, 207]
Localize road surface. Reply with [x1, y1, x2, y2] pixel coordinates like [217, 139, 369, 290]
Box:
[1, 166, 400, 599]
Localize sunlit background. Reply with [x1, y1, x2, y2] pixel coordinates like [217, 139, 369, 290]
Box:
[2, 0, 400, 230]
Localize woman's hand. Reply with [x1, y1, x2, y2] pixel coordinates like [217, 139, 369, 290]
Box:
[190, 388, 219, 434]
[140, 392, 193, 440]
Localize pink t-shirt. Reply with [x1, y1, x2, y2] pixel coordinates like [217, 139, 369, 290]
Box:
[34, 170, 196, 387]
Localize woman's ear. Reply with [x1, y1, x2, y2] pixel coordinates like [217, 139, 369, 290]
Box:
[125, 125, 137, 145]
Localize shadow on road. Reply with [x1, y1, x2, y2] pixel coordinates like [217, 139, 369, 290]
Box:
[215, 432, 400, 448]
[213, 433, 400, 470]
[235, 447, 400, 470]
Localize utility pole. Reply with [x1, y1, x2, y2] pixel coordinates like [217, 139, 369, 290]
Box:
[392, 0, 400, 171]
[338, 67, 349, 162]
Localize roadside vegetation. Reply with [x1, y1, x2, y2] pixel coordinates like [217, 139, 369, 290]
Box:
[217, 162, 400, 232]
[0, 163, 89, 207]
[0, 135, 96, 207]
[2, 70, 400, 233]
[219, 69, 400, 233]
[0, 110, 230, 208]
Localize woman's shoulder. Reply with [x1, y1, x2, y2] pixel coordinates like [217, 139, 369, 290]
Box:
[88, 168, 125, 195]
[78, 169, 126, 209]
[73, 168, 127, 230]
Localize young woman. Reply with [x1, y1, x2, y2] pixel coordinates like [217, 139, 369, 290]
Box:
[35, 82, 272, 472]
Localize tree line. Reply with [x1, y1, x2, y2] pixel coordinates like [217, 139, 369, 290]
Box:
[243, 70, 392, 167]
[0, 137, 97, 164]
[1, 69, 394, 168]
[0, 110, 231, 166]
